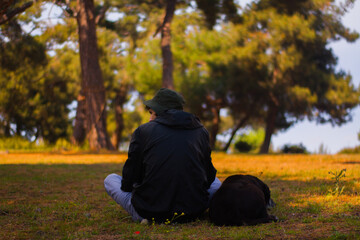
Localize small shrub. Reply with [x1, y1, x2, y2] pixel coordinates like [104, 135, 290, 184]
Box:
[328, 169, 346, 196]
[281, 143, 308, 154]
[234, 140, 252, 153]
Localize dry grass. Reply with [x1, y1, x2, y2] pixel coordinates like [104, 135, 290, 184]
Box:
[1, 152, 360, 239]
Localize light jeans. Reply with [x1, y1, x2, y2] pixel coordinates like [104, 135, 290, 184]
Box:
[104, 173, 222, 222]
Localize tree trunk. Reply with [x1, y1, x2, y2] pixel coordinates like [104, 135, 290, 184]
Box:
[76, 0, 113, 150]
[71, 91, 86, 145]
[205, 95, 223, 150]
[209, 105, 221, 150]
[259, 104, 278, 154]
[160, 0, 176, 89]
[4, 119, 11, 137]
[222, 114, 250, 152]
[111, 84, 128, 150]
[15, 120, 21, 136]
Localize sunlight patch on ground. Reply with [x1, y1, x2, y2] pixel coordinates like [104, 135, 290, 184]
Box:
[0, 153, 127, 164]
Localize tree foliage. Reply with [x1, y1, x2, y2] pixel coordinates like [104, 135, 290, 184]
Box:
[225, 0, 360, 153]
[0, 0, 359, 152]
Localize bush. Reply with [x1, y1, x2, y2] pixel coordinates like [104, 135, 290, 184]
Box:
[234, 140, 252, 153]
[338, 146, 360, 154]
[0, 136, 42, 150]
[0, 136, 84, 152]
[281, 143, 308, 154]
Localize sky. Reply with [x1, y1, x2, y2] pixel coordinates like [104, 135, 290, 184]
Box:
[271, 1, 360, 153]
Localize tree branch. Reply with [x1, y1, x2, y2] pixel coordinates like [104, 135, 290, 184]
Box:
[53, 0, 77, 18]
[95, 5, 109, 24]
[0, 1, 33, 25]
[153, 0, 176, 38]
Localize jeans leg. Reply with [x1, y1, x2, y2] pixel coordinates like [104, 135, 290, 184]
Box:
[104, 173, 143, 222]
[208, 177, 221, 201]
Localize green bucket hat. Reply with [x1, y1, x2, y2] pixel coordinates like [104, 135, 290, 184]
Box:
[144, 88, 185, 115]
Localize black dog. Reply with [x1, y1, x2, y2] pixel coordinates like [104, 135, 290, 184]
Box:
[209, 174, 277, 226]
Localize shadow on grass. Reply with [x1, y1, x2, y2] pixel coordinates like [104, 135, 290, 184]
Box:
[342, 161, 360, 165]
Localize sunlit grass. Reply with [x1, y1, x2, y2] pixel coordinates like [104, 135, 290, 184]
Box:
[0, 152, 127, 164]
[1, 152, 360, 239]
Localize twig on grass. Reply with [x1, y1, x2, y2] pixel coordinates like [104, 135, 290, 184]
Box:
[0, 209, 9, 215]
[119, 216, 132, 222]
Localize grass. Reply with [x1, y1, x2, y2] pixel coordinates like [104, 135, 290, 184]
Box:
[1, 152, 360, 239]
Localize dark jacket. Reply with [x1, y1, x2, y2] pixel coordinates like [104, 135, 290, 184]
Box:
[121, 109, 217, 222]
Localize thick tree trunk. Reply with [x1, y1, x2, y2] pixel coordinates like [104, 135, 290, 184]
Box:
[259, 104, 278, 154]
[76, 0, 113, 150]
[111, 84, 128, 150]
[160, 0, 176, 89]
[71, 91, 86, 145]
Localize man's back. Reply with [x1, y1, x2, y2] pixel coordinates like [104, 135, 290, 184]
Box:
[122, 110, 216, 222]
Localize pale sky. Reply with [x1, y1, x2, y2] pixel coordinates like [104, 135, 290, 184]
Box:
[272, 1, 360, 153]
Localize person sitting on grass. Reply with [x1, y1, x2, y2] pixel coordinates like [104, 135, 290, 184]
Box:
[104, 88, 221, 223]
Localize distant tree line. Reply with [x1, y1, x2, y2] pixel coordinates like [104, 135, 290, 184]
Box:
[1, 0, 359, 153]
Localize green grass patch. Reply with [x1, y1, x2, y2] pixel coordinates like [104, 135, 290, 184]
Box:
[1, 153, 360, 239]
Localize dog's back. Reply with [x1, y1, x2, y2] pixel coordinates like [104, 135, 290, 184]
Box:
[209, 174, 277, 226]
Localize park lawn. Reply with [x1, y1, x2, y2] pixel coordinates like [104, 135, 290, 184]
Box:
[1, 153, 360, 239]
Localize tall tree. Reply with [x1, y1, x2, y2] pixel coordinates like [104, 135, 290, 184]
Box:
[75, 0, 113, 150]
[231, 0, 360, 153]
[53, 0, 114, 149]
[171, 1, 359, 153]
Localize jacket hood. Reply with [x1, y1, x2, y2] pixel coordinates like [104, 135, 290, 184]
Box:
[154, 109, 203, 129]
